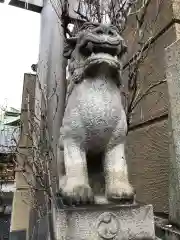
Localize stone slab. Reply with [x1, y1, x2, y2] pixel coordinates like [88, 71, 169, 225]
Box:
[123, 23, 177, 127]
[56, 204, 156, 240]
[126, 118, 169, 214]
[165, 38, 180, 227]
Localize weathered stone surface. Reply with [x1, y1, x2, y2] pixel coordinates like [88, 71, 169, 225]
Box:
[15, 147, 34, 189]
[58, 23, 134, 205]
[172, 0, 180, 20]
[165, 38, 180, 227]
[18, 73, 36, 148]
[10, 190, 31, 234]
[56, 204, 155, 240]
[122, 24, 178, 126]
[126, 118, 169, 214]
[123, 0, 175, 62]
[123, 0, 180, 63]
[10, 74, 35, 239]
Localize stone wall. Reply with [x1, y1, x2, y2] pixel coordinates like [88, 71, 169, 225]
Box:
[123, 0, 180, 214]
[10, 73, 36, 240]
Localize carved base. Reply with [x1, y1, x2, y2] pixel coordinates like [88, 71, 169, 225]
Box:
[55, 203, 156, 240]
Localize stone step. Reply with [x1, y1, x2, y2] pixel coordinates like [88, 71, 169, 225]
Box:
[55, 203, 156, 240]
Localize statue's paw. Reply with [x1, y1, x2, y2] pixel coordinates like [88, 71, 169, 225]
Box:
[59, 181, 94, 206]
[106, 182, 135, 204]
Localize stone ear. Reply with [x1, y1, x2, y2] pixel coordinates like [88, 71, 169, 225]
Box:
[63, 37, 77, 59]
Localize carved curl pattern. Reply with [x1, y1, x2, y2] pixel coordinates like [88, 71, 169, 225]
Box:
[96, 212, 119, 239]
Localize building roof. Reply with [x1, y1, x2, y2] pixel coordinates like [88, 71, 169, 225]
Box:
[0, 109, 20, 154]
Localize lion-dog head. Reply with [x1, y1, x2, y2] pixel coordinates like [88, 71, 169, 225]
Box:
[64, 22, 127, 87]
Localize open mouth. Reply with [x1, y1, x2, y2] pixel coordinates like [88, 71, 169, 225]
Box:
[85, 53, 120, 67]
[83, 42, 121, 71]
[89, 43, 119, 56]
[81, 41, 121, 56]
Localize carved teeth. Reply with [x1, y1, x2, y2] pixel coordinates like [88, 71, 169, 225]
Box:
[90, 52, 118, 59]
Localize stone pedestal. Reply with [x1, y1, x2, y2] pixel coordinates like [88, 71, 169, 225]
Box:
[56, 203, 156, 240]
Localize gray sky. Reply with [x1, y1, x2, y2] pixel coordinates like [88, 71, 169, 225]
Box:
[0, 4, 40, 110]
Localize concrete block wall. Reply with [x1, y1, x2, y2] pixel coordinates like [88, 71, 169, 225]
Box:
[123, 0, 180, 214]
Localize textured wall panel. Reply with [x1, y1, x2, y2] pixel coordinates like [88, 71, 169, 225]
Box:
[123, 0, 174, 61]
[126, 118, 169, 213]
[122, 25, 178, 126]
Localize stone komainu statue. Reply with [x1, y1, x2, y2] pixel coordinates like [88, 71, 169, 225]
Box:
[58, 22, 134, 205]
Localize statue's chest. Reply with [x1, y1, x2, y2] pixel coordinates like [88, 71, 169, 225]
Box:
[63, 79, 126, 148]
[75, 79, 123, 127]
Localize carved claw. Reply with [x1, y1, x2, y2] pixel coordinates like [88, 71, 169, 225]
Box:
[58, 182, 94, 206]
[106, 182, 135, 204]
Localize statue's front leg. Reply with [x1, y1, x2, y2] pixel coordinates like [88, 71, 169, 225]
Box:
[59, 138, 94, 205]
[104, 143, 135, 203]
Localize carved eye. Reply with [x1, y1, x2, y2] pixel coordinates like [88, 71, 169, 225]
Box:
[108, 30, 114, 36]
